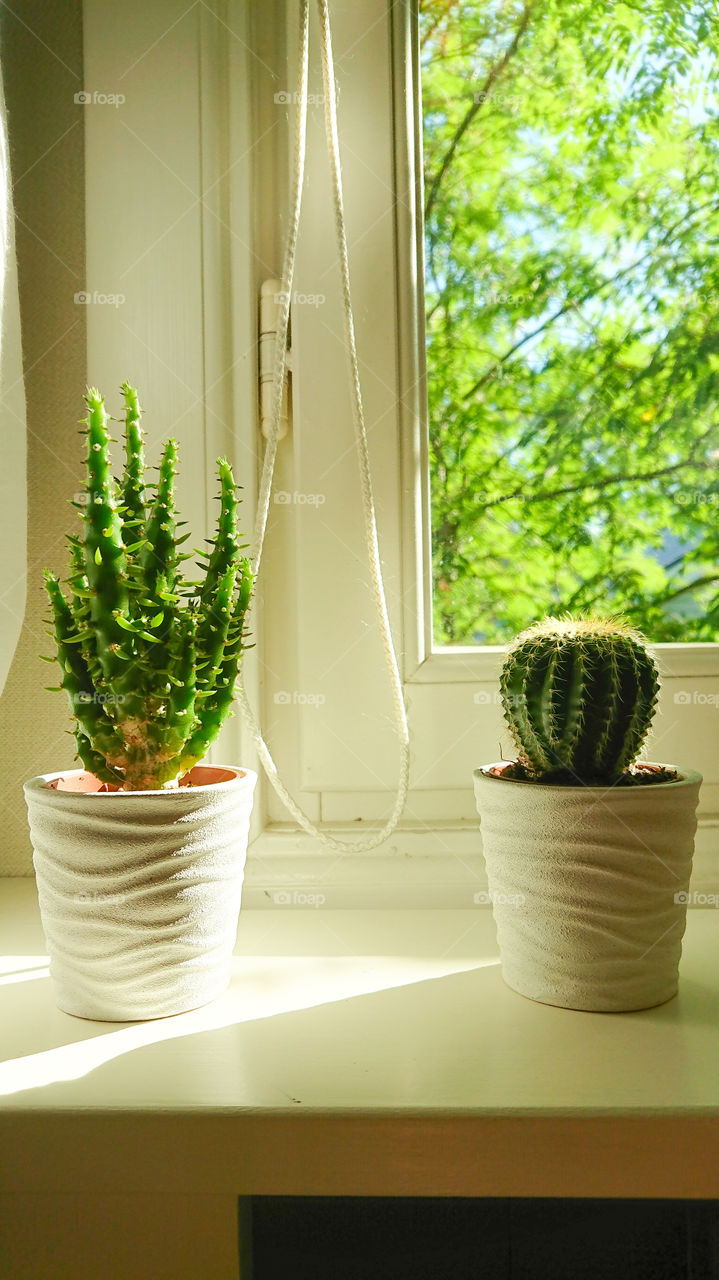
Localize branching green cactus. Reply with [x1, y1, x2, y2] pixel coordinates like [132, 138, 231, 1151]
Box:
[499, 616, 660, 784]
[42, 384, 254, 790]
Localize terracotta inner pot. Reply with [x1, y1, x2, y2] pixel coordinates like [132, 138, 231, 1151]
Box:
[48, 765, 243, 793]
[482, 760, 674, 784]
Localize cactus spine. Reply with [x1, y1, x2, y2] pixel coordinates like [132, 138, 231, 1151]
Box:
[43, 385, 254, 790]
[499, 616, 660, 784]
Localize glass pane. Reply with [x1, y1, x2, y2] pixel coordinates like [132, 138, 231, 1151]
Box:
[421, 0, 719, 644]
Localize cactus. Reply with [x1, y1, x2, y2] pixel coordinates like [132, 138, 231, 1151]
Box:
[499, 616, 660, 784]
[42, 384, 254, 790]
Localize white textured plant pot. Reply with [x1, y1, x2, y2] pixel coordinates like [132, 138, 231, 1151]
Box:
[24, 764, 257, 1021]
[473, 763, 702, 1012]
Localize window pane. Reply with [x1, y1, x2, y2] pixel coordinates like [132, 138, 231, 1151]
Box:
[421, 0, 719, 644]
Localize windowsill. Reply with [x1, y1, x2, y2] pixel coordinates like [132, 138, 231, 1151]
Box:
[1, 876, 719, 1198]
[241, 820, 719, 908]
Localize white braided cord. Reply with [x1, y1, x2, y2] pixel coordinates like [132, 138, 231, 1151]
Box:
[235, 0, 410, 852]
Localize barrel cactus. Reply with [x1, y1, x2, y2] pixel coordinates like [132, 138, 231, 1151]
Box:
[499, 616, 660, 784]
[42, 384, 253, 791]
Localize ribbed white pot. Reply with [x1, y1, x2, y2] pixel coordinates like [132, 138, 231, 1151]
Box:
[473, 763, 702, 1012]
[24, 764, 257, 1021]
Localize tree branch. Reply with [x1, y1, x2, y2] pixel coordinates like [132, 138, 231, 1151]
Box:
[655, 574, 719, 606]
[479, 430, 717, 510]
[461, 196, 719, 402]
[423, 2, 534, 223]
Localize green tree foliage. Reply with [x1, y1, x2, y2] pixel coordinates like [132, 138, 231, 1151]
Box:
[421, 0, 719, 643]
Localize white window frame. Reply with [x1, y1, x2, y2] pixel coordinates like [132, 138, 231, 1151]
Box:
[82, 0, 719, 902]
[394, 0, 719, 690]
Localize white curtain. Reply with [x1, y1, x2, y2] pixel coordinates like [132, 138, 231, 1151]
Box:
[0, 62, 28, 696]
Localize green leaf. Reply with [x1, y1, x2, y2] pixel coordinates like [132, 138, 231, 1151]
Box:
[114, 614, 138, 633]
[62, 629, 93, 644]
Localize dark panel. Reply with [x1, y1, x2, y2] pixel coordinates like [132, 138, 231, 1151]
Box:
[687, 1202, 719, 1280]
[249, 1195, 509, 1280]
[248, 1197, 719, 1280]
[508, 1200, 688, 1280]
